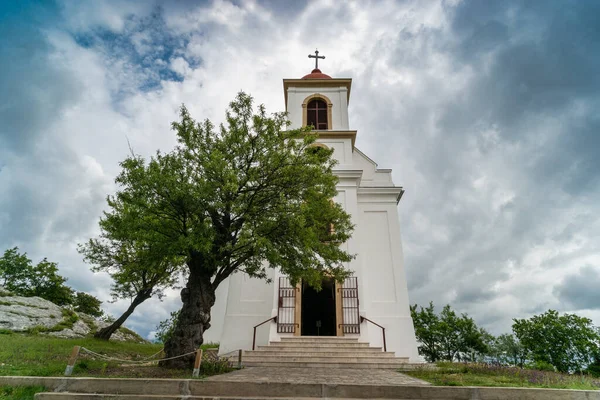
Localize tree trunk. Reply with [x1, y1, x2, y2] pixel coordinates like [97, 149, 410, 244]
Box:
[161, 264, 215, 369]
[94, 290, 151, 340]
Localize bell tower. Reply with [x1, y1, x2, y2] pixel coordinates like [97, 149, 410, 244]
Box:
[283, 50, 357, 167]
[283, 50, 354, 131]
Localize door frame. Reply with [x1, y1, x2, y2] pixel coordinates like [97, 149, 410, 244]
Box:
[294, 280, 344, 336]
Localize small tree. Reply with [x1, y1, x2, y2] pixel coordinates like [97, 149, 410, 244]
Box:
[27, 258, 74, 306]
[155, 310, 180, 344]
[89, 92, 355, 367]
[411, 302, 443, 362]
[73, 291, 104, 317]
[513, 309, 600, 373]
[0, 247, 74, 306]
[0, 247, 31, 293]
[411, 302, 489, 362]
[80, 238, 182, 340]
[492, 333, 527, 367]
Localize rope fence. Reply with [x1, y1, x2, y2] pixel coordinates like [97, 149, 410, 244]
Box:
[64, 345, 241, 377]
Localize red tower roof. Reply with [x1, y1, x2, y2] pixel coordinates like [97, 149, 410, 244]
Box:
[301, 68, 332, 79]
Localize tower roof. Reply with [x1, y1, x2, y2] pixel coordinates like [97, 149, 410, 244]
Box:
[302, 68, 332, 79]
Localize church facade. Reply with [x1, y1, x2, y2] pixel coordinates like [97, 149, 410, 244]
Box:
[205, 64, 420, 362]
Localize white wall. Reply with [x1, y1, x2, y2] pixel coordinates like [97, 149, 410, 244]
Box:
[218, 269, 275, 355]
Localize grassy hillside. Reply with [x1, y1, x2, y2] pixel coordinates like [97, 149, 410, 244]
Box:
[405, 362, 600, 390]
[0, 332, 222, 378]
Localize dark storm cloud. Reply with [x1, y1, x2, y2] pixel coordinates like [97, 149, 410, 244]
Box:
[0, 2, 82, 152]
[448, 1, 600, 192]
[555, 266, 600, 310]
[255, 0, 307, 18]
[359, 0, 600, 332]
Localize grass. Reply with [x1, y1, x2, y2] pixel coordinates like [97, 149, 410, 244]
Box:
[0, 334, 227, 379]
[0, 385, 45, 400]
[404, 362, 600, 390]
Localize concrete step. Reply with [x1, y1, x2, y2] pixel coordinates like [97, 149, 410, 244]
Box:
[242, 357, 406, 366]
[256, 345, 384, 353]
[268, 342, 371, 348]
[243, 355, 407, 363]
[279, 337, 359, 344]
[242, 361, 406, 369]
[250, 349, 395, 358]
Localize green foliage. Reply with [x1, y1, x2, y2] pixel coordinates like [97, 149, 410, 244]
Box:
[73, 291, 103, 317]
[410, 302, 489, 362]
[94, 92, 354, 286]
[155, 310, 180, 344]
[489, 333, 528, 367]
[0, 248, 31, 294]
[0, 247, 73, 306]
[526, 360, 556, 372]
[586, 355, 600, 377]
[199, 358, 232, 375]
[0, 385, 46, 400]
[79, 210, 183, 339]
[513, 309, 600, 373]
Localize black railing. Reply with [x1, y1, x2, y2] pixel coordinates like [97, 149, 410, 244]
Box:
[252, 316, 277, 350]
[360, 316, 386, 352]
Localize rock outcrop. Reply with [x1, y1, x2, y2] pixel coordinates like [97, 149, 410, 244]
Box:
[0, 288, 145, 342]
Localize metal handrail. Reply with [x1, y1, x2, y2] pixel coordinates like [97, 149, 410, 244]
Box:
[360, 316, 386, 352]
[252, 316, 277, 350]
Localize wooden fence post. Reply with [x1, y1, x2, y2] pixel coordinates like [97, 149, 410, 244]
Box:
[237, 349, 242, 369]
[192, 348, 203, 377]
[64, 346, 81, 376]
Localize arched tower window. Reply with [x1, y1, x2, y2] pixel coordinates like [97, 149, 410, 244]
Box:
[302, 94, 332, 130]
[307, 99, 328, 130]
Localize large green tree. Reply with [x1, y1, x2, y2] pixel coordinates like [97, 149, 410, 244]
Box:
[90, 93, 354, 367]
[513, 309, 600, 373]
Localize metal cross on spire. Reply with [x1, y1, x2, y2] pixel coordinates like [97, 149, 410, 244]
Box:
[308, 49, 325, 70]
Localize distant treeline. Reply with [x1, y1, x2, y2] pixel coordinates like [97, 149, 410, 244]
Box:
[411, 302, 600, 374]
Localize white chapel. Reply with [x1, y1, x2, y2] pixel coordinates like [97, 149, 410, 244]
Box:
[206, 54, 420, 364]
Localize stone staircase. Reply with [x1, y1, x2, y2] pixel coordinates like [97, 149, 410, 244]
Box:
[243, 336, 409, 369]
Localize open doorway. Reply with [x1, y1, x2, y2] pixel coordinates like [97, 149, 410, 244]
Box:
[301, 278, 336, 336]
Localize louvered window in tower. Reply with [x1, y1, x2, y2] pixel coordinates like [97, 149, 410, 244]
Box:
[306, 99, 328, 130]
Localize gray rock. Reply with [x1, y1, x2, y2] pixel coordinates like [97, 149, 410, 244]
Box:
[0, 293, 146, 342]
[46, 319, 91, 338]
[0, 295, 63, 331]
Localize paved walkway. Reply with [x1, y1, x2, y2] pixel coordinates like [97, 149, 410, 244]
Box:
[206, 367, 430, 386]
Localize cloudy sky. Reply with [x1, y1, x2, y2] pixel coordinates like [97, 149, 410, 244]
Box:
[1, 0, 599, 340]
